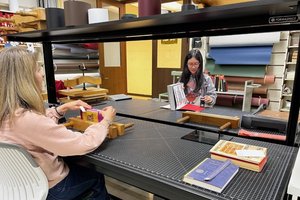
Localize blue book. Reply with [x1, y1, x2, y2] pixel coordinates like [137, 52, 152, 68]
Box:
[183, 158, 239, 193]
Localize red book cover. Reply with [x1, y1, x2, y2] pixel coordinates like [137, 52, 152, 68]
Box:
[179, 104, 205, 112]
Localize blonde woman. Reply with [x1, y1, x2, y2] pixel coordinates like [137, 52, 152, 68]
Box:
[0, 47, 116, 200]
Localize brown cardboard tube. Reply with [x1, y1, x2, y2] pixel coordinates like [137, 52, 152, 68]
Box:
[215, 95, 233, 106]
[253, 87, 268, 95]
[46, 8, 65, 29]
[138, 0, 161, 17]
[226, 75, 275, 85]
[64, 1, 91, 26]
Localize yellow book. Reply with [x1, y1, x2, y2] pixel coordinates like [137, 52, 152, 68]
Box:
[81, 109, 103, 122]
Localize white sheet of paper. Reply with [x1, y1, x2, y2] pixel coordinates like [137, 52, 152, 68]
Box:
[80, 106, 86, 112]
[235, 150, 265, 157]
[160, 104, 171, 109]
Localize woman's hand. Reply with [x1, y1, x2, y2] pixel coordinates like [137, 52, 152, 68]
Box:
[203, 95, 213, 104]
[57, 100, 92, 114]
[100, 106, 116, 124]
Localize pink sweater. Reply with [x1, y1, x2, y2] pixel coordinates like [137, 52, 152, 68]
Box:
[0, 107, 109, 188]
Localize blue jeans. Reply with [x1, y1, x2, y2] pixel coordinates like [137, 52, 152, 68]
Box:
[47, 163, 110, 200]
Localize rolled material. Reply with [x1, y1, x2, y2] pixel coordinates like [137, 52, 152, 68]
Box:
[88, 8, 109, 24]
[64, 1, 91, 26]
[237, 96, 269, 106]
[216, 95, 270, 107]
[225, 75, 275, 85]
[252, 94, 267, 99]
[251, 97, 269, 107]
[227, 85, 268, 95]
[46, 8, 65, 29]
[209, 32, 281, 47]
[138, 0, 161, 17]
[233, 95, 244, 105]
[70, 47, 97, 54]
[253, 87, 268, 95]
[209, 46, 273, 65]
[205, 59, 266, 78]
[227, 84, 244, 91]
[263, 75, 276, 84]
[80, 43, 98, 50]
[228, 83, 268, 96]
[215, 95, 233, 106]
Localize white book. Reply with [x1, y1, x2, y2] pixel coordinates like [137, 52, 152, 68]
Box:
[167, 83, 187, 110]
[109, 94, 132, 101]
[164, 83, 203, 112]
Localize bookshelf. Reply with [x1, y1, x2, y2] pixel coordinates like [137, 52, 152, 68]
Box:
[280, 30, 299, 112]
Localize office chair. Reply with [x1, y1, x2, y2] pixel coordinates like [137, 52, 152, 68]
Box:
[0, 142, 48, 200]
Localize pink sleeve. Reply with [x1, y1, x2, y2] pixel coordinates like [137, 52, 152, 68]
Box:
[46, 107, 61, 123]
[15, 111, 109, 156]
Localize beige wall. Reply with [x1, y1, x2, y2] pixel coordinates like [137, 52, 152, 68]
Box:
[157, 39, 182, 69]
[126, 4, 152, 95]
[127, 40, 152, 95]
[125, 4, 183, 95]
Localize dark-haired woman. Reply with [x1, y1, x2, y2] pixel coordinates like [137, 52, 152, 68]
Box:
[179, 49, 217, 107]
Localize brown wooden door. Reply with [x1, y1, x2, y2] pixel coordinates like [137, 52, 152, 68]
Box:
[152, 38, 189, 98]
[97, 0, 127, 95]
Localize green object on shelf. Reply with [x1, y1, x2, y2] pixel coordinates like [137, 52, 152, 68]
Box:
[205, 59, 266, 78]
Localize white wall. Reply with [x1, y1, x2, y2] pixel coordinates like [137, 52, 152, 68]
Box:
[0, 0, 37, 9]
[61, 0, 96, 8]
[0, 0, 97, 10]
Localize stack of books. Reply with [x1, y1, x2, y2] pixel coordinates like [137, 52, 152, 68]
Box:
[209, 140, 268, 172]
[183, 158, 239, 193]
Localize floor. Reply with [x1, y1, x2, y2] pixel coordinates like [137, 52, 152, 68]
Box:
[105, 176, 154, 200]
[105, 95, 161, 200]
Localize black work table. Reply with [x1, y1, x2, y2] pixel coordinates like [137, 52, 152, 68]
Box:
[73, 117, 298, 200]
[92, 99, 250, 135]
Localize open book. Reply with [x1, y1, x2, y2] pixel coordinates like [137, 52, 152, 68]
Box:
[162, 83, 203, 112]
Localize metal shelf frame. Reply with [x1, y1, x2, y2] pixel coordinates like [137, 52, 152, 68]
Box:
[5, 0, 300, 146]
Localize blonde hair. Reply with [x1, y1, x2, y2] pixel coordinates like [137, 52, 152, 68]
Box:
[0, 47, 45, 126]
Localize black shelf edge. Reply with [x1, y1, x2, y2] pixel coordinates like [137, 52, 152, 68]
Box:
[5, 0, 300, 44]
